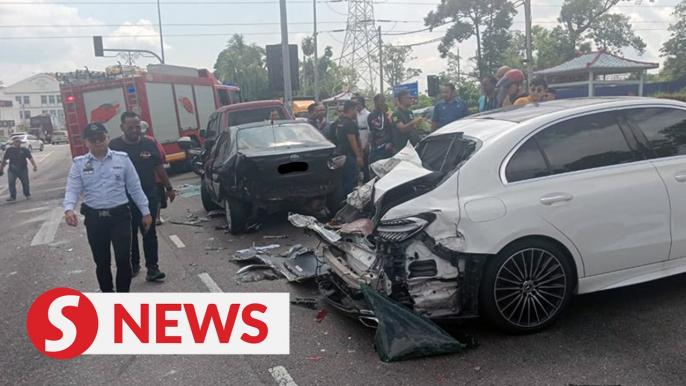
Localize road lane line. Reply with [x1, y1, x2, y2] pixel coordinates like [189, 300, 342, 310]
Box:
[17, 206, 50, 214]
[169, 234, 186, 248]
[31, 207, 64, 246]
[37, 151, 53, 163]
[268, 366, 299, 386]
[198, 273, 223, 293]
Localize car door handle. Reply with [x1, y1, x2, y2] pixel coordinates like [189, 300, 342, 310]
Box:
[675, 172, 686, 182]
[540, 193, 574, 205]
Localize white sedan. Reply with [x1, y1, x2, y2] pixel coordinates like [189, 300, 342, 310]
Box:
[6, 134, 44, 152]
[301, 97, 686, 333]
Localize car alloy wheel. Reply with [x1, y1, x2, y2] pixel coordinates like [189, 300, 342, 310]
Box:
[480, 239, 574, 334]
[494, 248, 567, 329]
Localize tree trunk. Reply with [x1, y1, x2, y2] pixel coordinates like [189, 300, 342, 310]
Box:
[475, 22, 483, 80]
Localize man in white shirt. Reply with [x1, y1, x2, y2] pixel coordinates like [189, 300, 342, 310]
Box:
[355, 96, 371, 182]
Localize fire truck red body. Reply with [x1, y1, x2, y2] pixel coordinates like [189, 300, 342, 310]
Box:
[59, 64, 242, 169]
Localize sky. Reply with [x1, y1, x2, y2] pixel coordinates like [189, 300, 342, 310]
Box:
[0, 0, 678, 92]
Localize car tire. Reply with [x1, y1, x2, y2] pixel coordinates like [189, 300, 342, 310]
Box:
[39, 144, 44, 151]
[479, 238, 574, 334]
[224, 195, 248, 235]
[200, 178, 221, 212]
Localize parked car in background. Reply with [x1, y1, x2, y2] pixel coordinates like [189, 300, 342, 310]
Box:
[51, 130, 69, 145]
[201, 120, 345, 234]
[299, 97, 686, 334]
[5, 134, 44, 152]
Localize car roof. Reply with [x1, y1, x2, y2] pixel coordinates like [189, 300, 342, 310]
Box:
[215, 100, 285, 113]
[434, 97, 686, 141]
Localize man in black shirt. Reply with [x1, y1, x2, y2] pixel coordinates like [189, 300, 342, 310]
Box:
[391, 89, 424, 153]
[1, 136, 38, 201]
[109, 111, 176, 282]
[367, 94, 394, 165]
[328, 104, 345, 146]
[335, 100, 363, 196]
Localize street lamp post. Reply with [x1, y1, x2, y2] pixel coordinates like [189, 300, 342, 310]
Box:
[157, 0, 166, 64]
[313, 0, 319, 102]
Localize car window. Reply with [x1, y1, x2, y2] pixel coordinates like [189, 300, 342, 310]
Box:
[229, 108, 287, 127]
[535, 112, 636, 175]
[237, 123, 327, 151]
[624, 107, 686, 158]
[206, 114, 220, 139]
[210, 131, 227, 162]
[506, 137, 551, 182]
[415, 133, 477, 173]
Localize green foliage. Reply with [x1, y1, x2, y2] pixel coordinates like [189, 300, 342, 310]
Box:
[376, 45, 422, 91]
[660, 0, 686, 81]
[651, 88, 686, 102]
[212, 34, 270, 101]
[588, 13, 646, 55]
[424, 0, 516, 78]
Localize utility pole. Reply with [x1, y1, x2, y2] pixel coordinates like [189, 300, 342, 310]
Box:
[524, 0, 534, 83]
[279, 0, 293, 115]
[457, 48, 461, 84]
[313, 0, 319, 102]
[378, 26, 383, 93]
[156, 0, 165, 63]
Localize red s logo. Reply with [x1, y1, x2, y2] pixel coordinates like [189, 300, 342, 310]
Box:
[27, 288, 98, 359]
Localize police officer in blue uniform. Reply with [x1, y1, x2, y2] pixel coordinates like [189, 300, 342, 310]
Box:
[63, 123, 152, 293]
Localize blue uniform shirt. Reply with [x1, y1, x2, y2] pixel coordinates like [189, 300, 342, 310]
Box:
[63, 149, 150, 215]
[432, 98, 469, 129]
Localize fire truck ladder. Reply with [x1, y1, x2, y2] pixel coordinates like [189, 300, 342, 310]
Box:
[62, 84, 87, 156]
[122, 76, 140, 115]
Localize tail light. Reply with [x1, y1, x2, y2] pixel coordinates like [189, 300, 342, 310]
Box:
[377, 217, 429, 242]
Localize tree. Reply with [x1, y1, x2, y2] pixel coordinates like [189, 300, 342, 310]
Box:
[318, 62, 357, 99]
[660, 0, 686, 81]
[377, 44, 422, 89]
[299, 37, 336, 99]
[425, 0, 515, 79]
[213, 34, 270, 101]
[588, 13, 646, 54]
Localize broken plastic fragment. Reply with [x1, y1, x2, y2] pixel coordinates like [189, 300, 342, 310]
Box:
[288, 213, 341, 243]
[315, 309, 328, 323]
[360, 284, 468, 362]
[339, 218, 374, 236]
[290, 298, 318, 310]
[235, 264, 283, 283]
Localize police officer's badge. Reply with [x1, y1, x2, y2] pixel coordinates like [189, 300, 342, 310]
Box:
[115, 173, 121, 181]
[83, 161, 94, 175]
[140, 151, 151, 158]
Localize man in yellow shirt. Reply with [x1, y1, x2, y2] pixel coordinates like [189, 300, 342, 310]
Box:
[514, 77, 548, 106]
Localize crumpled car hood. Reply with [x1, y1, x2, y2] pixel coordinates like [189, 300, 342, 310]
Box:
[372, 161, 433, 204]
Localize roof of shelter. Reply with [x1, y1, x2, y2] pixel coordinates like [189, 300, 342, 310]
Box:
[534, 50, 659, 76]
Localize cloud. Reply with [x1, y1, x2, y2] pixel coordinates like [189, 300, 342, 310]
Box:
[107, 19, 171, 56]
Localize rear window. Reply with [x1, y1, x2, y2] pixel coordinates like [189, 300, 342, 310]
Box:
[237, 123, 328, 151]
[53, 131, 66, 135]
[415, 133, 478, 173]
[229, 108, 287, 126]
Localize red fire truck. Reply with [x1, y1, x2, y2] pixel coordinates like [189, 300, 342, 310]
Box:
[58, 64, 242, 170]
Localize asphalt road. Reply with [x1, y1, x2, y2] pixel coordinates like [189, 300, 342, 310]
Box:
[1, 144, 686, 386]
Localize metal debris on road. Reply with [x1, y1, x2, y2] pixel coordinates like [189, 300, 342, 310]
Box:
[290, 298, 318, 310]
[206, 210, 225, 218]
[263, 234, 289, 240]
[204, 246, 227, 251]
[235, 264, 283, 283]
[315, 309, 328, 323]
[234, 244, 281, 257]
[170, 221, 204, 227]
[215, 224, 229, 231]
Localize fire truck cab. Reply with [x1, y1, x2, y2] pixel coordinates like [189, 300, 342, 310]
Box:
[59, 64, 241, 170]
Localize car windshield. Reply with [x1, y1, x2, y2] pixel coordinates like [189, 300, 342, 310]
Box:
[237, 123, 328, 151]
[415, 133, 478, 173]
[229, 107, 287, 126]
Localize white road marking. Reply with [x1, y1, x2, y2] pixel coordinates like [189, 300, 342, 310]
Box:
[169, 235, 186, 248]
[198, 273, 223, 293]
[268, 366, 299, 386]
[31, 208, 64, 246]
[36, 151, 53, 163]
[17, 206, 50, 214]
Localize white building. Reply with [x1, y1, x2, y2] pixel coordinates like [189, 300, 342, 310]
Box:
[0, 87, 15, 137]
[1, 73, 64, 132]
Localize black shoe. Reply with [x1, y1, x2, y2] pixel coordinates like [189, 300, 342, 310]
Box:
[146, 267, 166, 282]
[25, 195, 31, 200]
[6, 197, 15, 202]
[132, 265, 141, 277]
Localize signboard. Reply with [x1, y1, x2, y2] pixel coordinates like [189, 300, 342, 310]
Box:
[0, 120, 15, 127]
[393, 82, 419, 98]
[0, 100, 13, 107]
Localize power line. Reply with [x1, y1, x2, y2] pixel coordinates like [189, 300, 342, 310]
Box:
[0, 30, 346, 40]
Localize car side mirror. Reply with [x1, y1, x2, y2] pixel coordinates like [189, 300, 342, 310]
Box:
[199, 129, 206, 139]
[177, 136, 192, 150]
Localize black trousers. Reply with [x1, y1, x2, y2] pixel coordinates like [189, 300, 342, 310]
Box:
[84, 210, 132, 292]
[130, 194, 160, 269]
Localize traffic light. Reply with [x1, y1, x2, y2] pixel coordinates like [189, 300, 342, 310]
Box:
[93, 36, 104, 57]
[266, 44, 300, 92]
[427, 75, 440, 97]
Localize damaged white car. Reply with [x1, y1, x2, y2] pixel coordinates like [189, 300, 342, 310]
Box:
[291, 97, 686, 333]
